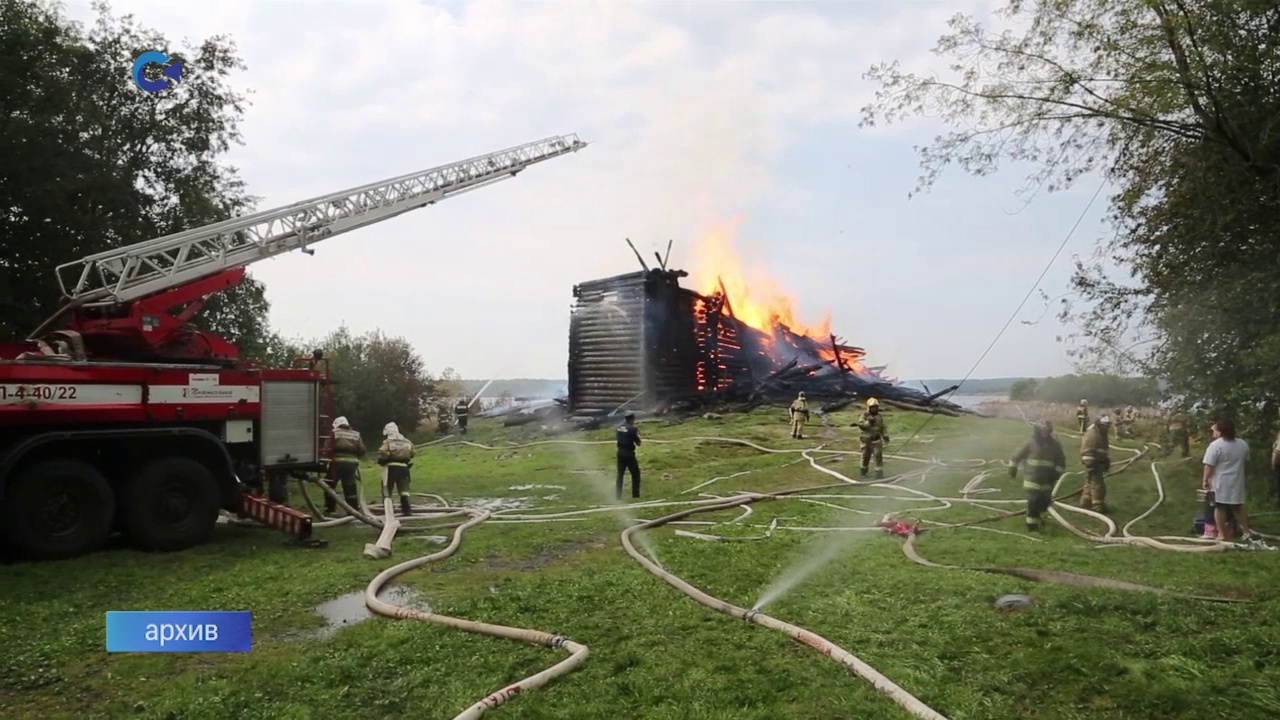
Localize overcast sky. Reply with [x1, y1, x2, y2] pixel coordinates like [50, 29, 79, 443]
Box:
[64, 0, 1111, 381]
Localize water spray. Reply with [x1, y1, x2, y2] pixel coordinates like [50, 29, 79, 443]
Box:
[288, 427, 1265, 719]
[619, 485, 950, 720]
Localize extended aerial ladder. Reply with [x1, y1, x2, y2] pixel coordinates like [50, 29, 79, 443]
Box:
[2, 135, 586, 557]
[29, 134, 587, 363]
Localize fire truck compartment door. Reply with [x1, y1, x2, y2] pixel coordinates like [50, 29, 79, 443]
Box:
[222, 419, 254, 444]
[259, 381, 319, 466]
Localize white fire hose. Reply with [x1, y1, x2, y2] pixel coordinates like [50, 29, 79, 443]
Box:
[288, 425, 1265, 720]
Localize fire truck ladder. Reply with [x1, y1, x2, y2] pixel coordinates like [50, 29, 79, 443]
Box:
[53, 134, 587, 306]
[40, 134, 586, 541]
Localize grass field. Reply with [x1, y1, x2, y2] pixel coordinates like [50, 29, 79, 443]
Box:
[3, 406, 1280, 720]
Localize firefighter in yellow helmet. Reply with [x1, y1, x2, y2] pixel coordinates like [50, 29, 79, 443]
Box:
[1009, 420, 1065, 531]
[788, 391, 810, 439]
[857, 397, 889, 479]
[1079, 414, 1112, 513]
[1076, 399, 1090, 432]
[377, 421, 416, 516]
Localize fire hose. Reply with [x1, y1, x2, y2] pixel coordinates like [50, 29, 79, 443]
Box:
[306, 478, 590, 720]
[619, 483, 950, 720]
[289, 430, 1262, 720]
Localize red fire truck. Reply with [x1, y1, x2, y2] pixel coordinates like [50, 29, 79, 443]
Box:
[0, 134, 586, 561]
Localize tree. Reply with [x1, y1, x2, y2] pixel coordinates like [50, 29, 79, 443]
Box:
[437, 367, 465, 402]
[1026, 373, 1159, 407]
[313, 326, 436, 437]
[861, 0, 1280, 432]
[1008, 378, 1039, 401]
[0, 0, 274, 356]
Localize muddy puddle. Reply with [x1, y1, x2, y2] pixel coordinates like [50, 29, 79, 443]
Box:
[295, 586, 432, 641]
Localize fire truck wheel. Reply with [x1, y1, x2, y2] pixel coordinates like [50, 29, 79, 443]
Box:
[124, 457, 221, 552]
[3, 459, 116, 560]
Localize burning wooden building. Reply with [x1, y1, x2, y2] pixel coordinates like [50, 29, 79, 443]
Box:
[567, 248, 966, 418]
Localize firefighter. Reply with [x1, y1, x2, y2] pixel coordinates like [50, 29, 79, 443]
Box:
[1009, 420, 1066, 532]
[789, 391, 810, 439]
[377, 421, 416, 516]
[615, 412, 642, 500]
[1077, 399, 1090, 432]
[454, 396, 471, 435]
[1120, 405, 1137, 438]
[1079, 414, 1112, 513]
[328, 416, 365, 514]
[857, 397, 889, 479]
[1165, 405, 1190, 458]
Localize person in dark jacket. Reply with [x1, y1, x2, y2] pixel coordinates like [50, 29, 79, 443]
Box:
[454, 397, 470, 435]
[615, 412, 642, 500]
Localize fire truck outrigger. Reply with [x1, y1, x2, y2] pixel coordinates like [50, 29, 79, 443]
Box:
[0, 134, 587, 561]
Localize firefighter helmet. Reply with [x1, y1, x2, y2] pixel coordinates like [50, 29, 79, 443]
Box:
[866, 397, 880, 408]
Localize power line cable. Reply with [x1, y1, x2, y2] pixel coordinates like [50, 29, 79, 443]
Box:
[885, 176, 1109, 453]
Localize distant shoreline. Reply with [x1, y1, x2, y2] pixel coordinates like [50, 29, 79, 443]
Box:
[458, 378, 1022, 402]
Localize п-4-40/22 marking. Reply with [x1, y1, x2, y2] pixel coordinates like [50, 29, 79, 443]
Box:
[0, 383, 253, 405]
[0, 384, 78, 401]
[0, 384, 142, 405]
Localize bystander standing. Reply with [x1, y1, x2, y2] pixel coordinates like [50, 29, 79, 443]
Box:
[1202, 417, 1255, 543]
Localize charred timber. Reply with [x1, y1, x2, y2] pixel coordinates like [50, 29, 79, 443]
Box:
[567, 261, 974, 418]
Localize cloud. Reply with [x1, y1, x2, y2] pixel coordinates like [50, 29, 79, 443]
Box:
[62, 0, 1067, 380]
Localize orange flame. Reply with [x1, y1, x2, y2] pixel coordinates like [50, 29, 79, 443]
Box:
[689, 220, 832, 340]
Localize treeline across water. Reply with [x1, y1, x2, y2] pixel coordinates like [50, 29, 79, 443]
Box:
[1007, 375, 1161, 408]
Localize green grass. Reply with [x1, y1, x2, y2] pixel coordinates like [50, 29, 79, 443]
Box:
[3, 407, 1280, 720]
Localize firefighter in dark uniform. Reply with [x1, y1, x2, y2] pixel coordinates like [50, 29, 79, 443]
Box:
[328, 416, 366, 514]
[454, 397, 470, 435]
[377, 421, 416, 516]
[857, 398, 889, 479]
[1009, 420, 1066, 531]
[615, 412, 642, 500]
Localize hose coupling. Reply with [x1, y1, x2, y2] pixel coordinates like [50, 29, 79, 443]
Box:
[743, 609, 760, 623]
[549, 634, 568, 649]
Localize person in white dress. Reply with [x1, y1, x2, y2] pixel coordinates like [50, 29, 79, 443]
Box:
[1202, 417, 1254, 542]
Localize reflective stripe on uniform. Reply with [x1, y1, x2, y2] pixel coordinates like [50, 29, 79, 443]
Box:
[1023, 459, 1059, 470]
[334, 457, 360, 464]
[1022, 480, 1054, 491]
[387, 461, 409, 467]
